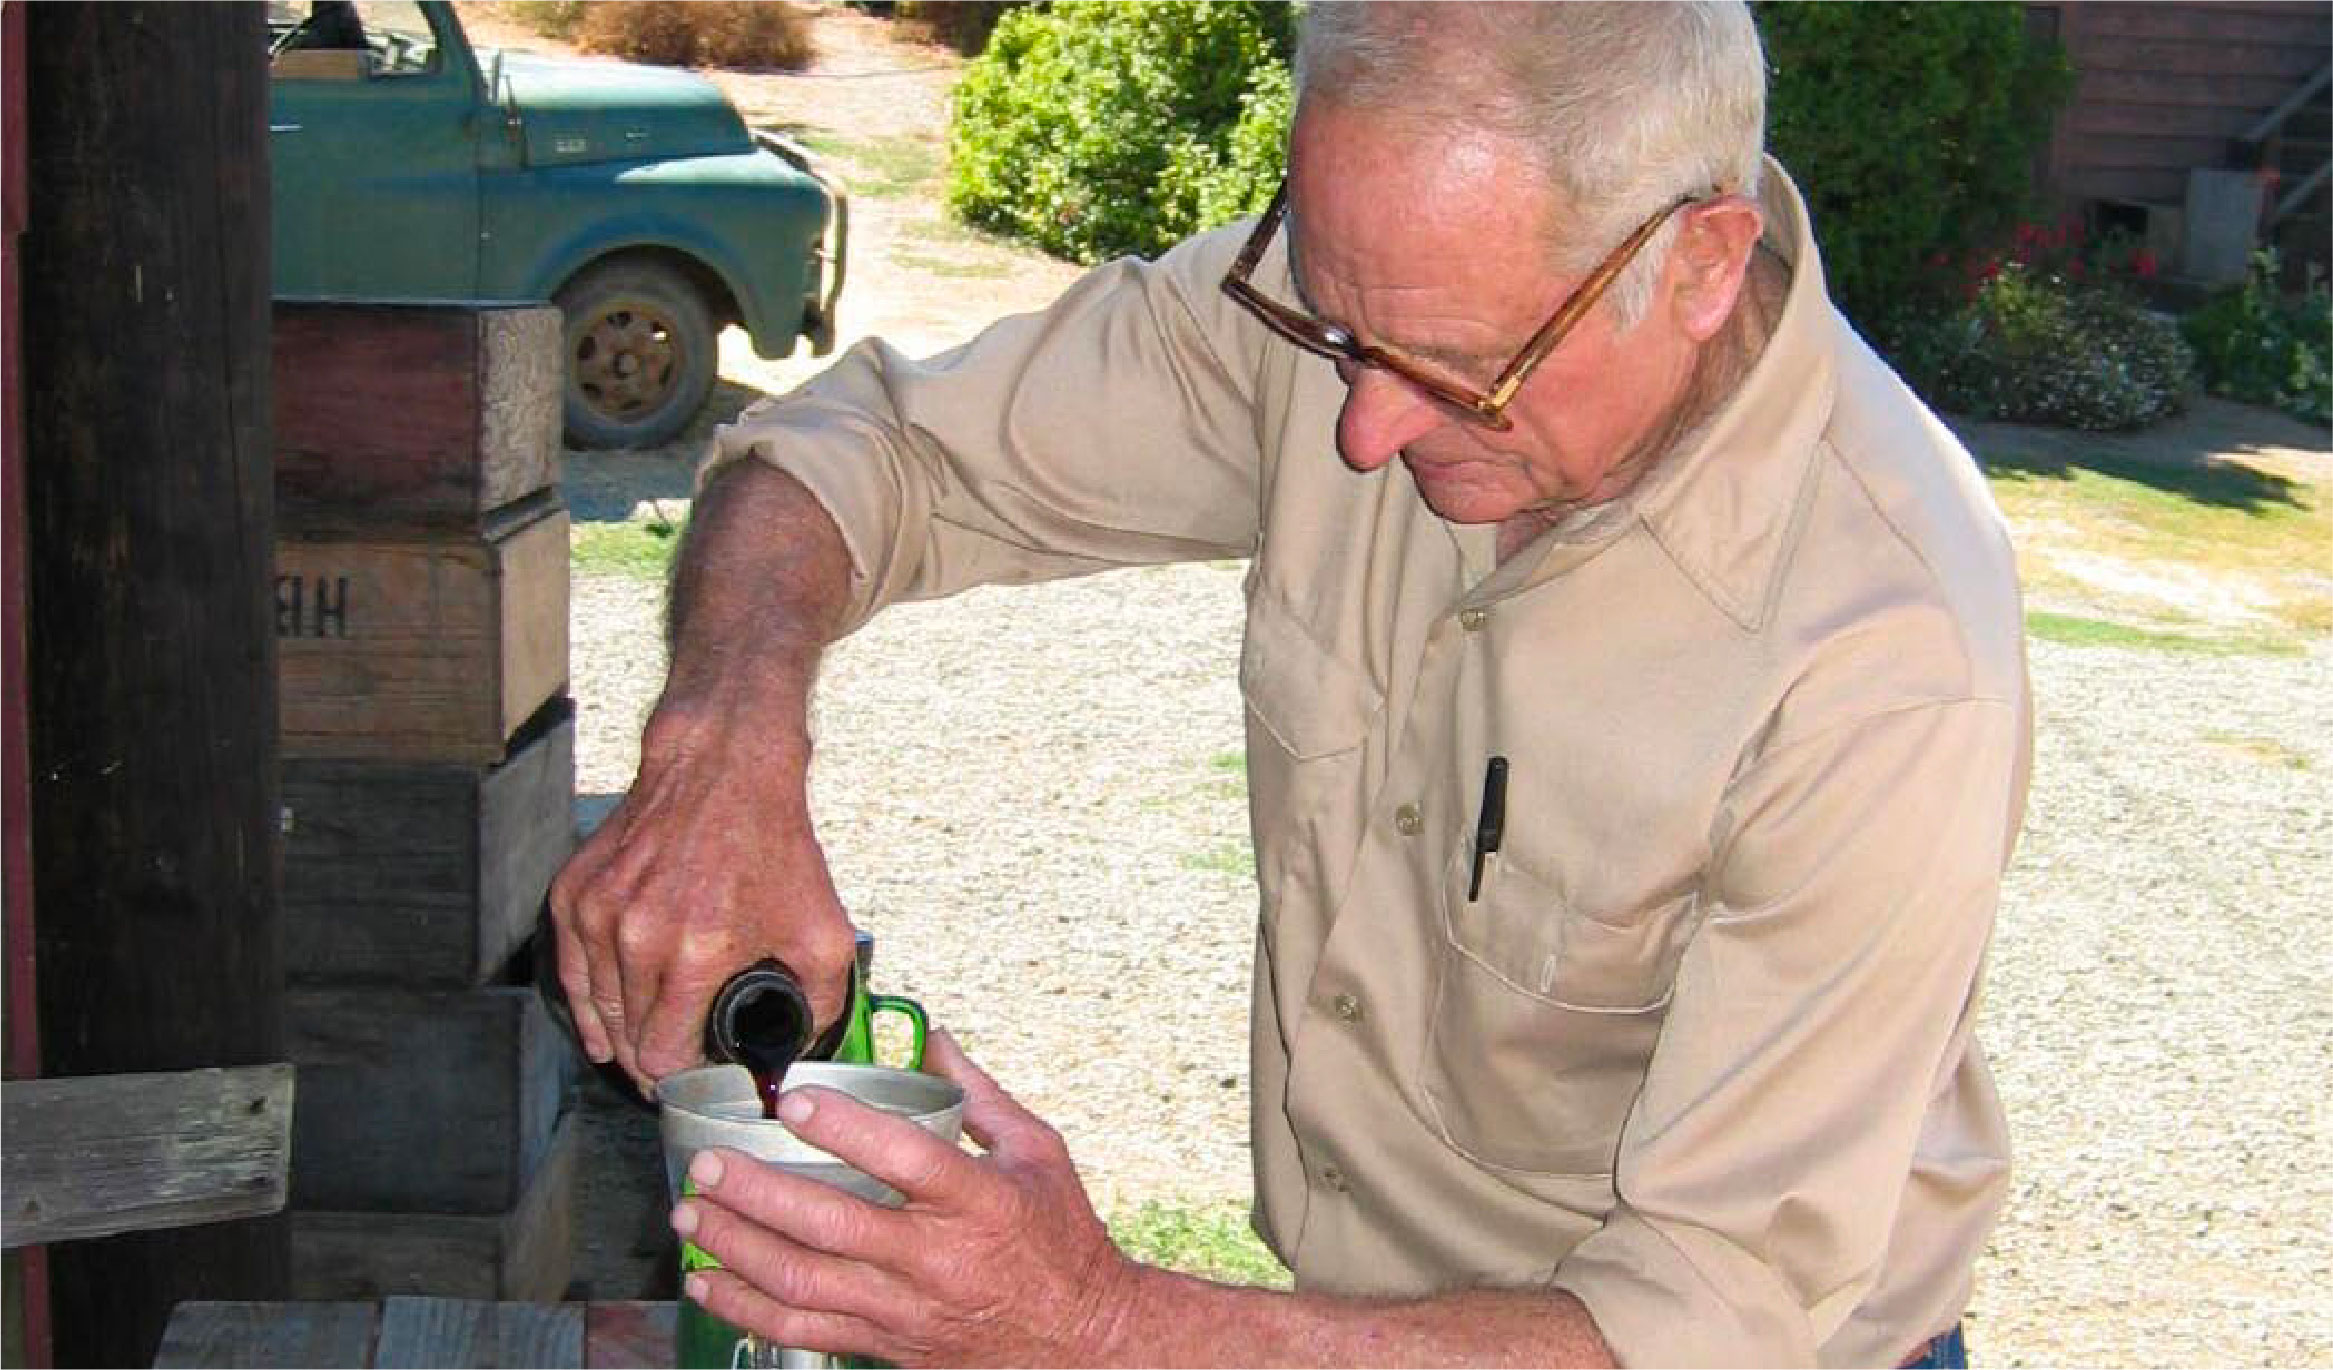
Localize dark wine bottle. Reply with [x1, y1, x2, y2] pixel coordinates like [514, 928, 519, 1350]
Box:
[705, 958, 849, 1118]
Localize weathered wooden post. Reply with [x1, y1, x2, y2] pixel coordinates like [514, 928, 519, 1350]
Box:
[20, 5, 287, 1365]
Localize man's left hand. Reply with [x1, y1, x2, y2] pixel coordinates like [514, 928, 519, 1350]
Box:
[674, 1029, 1142, 1366]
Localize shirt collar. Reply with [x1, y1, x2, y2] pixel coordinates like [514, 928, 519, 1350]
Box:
[1485, 159, 1839, 628]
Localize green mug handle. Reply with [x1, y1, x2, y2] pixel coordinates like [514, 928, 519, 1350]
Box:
[865, 992, 929, 1071]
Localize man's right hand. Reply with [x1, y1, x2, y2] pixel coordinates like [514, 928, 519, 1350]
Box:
[549, 458, 863, 1094]
[547, 707, 858, 1093]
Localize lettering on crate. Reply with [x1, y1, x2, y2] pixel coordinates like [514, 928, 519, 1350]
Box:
[275, 574, 352, 639]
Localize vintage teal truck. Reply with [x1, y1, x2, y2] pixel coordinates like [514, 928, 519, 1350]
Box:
[269, 0, 845, 448]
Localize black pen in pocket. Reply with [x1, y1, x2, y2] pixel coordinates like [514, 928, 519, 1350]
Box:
[1468, 756, 1508, 902]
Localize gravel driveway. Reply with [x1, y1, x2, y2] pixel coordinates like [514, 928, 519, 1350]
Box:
[566, 509, 2332, 1367]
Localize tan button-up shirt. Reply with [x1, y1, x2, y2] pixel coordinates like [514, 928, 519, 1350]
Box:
[708, 164, 2029, 1369]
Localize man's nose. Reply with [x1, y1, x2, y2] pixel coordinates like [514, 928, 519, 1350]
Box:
[1335, 369, 1447, 473]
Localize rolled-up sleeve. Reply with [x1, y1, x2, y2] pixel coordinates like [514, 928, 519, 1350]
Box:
[1550, 696, 2024, 1367]
[703, 223, 1271, 634]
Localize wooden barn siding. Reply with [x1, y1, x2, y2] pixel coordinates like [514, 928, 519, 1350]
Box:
[2032, 1, 2330, 207]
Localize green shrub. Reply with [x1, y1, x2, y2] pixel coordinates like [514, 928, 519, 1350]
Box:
[2181, 251, 2332, 427]
[1758, 3, 2072, 326]
[947, 0, 1294, 263]
[1896, 265, 2196, 430]
[1158, 58, 1292, 235]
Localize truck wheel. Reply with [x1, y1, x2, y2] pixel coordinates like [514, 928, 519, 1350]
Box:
[555, 260, 717, 451]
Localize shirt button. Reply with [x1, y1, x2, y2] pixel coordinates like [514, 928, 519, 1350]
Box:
[1394, 803, 1422, 836]
[1320, 1164, 1350, 1193]
[1459, 608, 1488, 631]
[1333, 993, 1363, 1023]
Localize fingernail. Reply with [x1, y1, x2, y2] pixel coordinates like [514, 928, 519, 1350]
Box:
[689, 1150, 726, 1188]
[670, 1201, 699, 1237]
[778, 1089, 815, 1126]
[684, 1274, 709, 1302]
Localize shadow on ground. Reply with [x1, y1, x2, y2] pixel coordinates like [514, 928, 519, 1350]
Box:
[1952, 395, 2327, 516]
[1978, 448, 2308, 514]
[566, 378, 773, 522]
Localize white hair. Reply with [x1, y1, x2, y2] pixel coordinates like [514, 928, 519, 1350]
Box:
[1295, 1, 1767, 328]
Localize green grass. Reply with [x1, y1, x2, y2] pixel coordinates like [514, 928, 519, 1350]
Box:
[1979, 449, 2332, 639]
[572, 518, 684, 580]
[1204, 750, 1249, 802]
[1109, 1201, 1290, 1288]
[1181, 842, 1256, 878]
[892, 250, 1015, 280]
[2024, 611, 2301, 656]
[797, 132, 944, 199]
[2200, 731, 2313, 769]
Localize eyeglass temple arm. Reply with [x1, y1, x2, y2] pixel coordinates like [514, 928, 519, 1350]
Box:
[1483, 195, 1697, 412]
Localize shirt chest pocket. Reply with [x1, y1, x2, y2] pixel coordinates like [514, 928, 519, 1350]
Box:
[1239, 587, 1380, 893]
[1421, 843, 1700, 1178]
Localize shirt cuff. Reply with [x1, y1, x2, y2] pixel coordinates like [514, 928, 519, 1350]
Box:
[1549, 1207, 1829, 1367]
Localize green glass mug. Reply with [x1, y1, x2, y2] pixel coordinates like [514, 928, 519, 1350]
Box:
[679, 934, 929, 1369]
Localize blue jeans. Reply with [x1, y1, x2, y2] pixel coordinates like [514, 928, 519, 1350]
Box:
[1902, 1324, 1968, 1369]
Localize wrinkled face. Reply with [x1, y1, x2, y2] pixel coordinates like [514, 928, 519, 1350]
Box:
[1285, 99, 1703, 526]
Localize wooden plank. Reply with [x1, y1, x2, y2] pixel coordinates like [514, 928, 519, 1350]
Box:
[479, 702, 581, 974]
[2, 1065, 293, 1248]
[585, 1301, 676, 1369]
[2063, 129, 2237, 172]
[2070, 100, 2272, 142]
[496, 504, 576, 747]
[153, 1300, 378, 1369]
[276, 494, 570, 765]
[290, 1113, 580, 1302]
[2076, 68, 2311, 112]
[282, 701, 575, 985]
[2071, 1, 2329, 46]
[287, 985, 570, 1213]
[2078, 34, 2329, 81]
[275, 303, 562, 536]
[374, 1297, 584, 1369]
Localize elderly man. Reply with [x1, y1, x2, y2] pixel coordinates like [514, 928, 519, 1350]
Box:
[549, 3, 2028, 1365]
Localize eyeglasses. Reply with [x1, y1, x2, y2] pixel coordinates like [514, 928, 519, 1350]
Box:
[1221, 177, 1703, 432]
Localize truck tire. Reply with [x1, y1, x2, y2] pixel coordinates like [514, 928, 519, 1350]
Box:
[555, 259, 718, 450]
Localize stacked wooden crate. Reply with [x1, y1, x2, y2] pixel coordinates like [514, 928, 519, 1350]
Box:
[272, 302, 580, 1301]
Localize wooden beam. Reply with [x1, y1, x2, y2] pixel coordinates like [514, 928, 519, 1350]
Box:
[2, 1065, 294, 1249]
[373, 1298, 585, 1369]
[153, 1301, 380, 1370]
[21, 5, 286, 1363]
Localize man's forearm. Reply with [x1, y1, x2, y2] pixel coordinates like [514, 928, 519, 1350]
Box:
[653, 459, 856, 759]
[1093, 1264, 1617, 1368]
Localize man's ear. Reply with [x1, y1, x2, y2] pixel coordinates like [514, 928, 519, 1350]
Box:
[1667, 197, 1766, 343]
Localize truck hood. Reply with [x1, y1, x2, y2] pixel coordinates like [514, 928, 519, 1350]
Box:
[493, 52, 753, 167]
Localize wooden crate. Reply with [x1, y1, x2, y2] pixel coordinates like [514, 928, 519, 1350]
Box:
[287, 984, 575, 1214]
[283, 700, 575, 986]
[277, 493, 570, 765]
[290, 1114, 580, 1304]
[274, 301, 562, 535]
